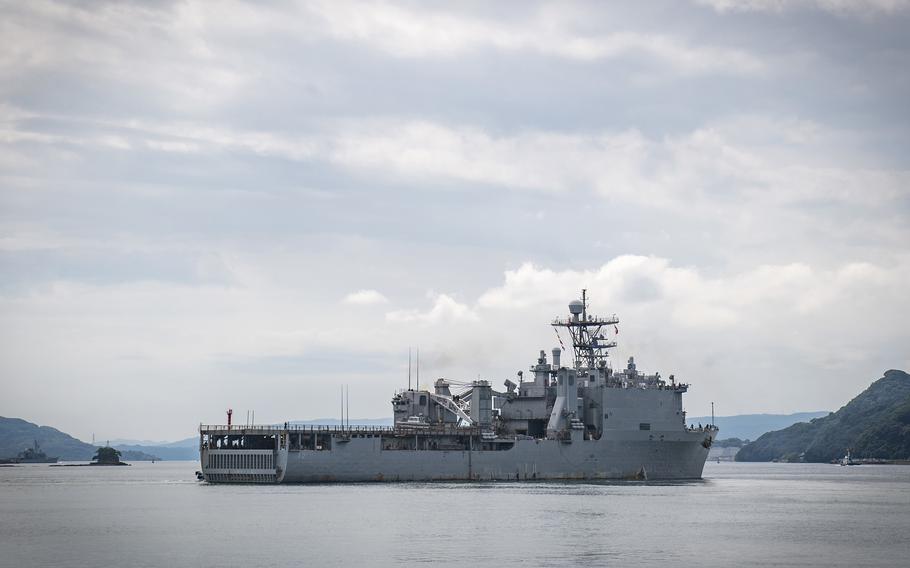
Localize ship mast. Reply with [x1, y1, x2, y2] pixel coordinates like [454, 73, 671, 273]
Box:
[551, 289, 619, 370]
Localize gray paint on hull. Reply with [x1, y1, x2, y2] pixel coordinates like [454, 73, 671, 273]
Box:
[202, 429, 715, 483]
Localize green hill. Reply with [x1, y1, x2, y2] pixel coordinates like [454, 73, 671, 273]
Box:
[0, 416, 159, 461]
[736, 370, 910, 462]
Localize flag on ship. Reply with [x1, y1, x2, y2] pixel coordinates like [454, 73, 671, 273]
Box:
[554, 328, 565, 350]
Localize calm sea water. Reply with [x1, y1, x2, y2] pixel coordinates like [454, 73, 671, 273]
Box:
[1, 461, 908, 567]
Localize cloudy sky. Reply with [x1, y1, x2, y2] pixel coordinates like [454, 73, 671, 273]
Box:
[1, 0, 908, 441]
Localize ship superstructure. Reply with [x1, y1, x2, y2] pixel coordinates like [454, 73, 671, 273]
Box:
[199, 292, 717, 483]
[12, 440, 59, 464]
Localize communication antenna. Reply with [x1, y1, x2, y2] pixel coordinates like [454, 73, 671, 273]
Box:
[408, 347, 412, 390]
[346, 384, 350, 430]
[711, 402, 715, 428]
[551, 289, 619, 370]
[416, 347, 420, 392]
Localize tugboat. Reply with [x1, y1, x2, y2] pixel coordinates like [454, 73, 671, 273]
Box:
[839, 449, 859, 466]
[14, 440, 59, 464]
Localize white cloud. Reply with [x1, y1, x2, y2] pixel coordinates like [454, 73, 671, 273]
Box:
[145, 139, 203, 153]
[330, 117, 909, 212]
[311, 1, 764, 74]
[498, 257, 906, 375]
[478, 256, 909, 330]
[386, 293, 478, 324]
[0, 0, 764, 92]
[5, 110, 906, 266]
[331, 120, 599, 193]
[0, 1, 251, 110]
[695, 0, 910, 15]
[343, 289, 389, 305]
[7, 65, 905, 216]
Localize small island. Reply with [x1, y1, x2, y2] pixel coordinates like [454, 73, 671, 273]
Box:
[51, 446, 131, 467]
[91, 446, 130, 466]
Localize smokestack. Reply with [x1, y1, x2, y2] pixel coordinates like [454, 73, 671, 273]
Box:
[552, 348, 561, 369]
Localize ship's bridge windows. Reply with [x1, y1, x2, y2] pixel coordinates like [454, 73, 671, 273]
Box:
[419, 395, 427, 406]
[639, 423, 651, 431]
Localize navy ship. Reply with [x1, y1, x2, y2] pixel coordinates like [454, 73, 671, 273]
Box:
[199, 292, 718, 483]
[14, 440, 59, 464]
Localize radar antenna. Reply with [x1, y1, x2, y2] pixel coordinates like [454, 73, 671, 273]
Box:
[551, 289, 619, 370]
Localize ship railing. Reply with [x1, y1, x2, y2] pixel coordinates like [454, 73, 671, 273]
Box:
[200, 424, 397, 434]
[199, 423, 496, 438]
[551, 314, 619, 326]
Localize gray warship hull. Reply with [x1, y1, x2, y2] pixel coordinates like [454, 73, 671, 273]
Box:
[199, 425, 716, 483]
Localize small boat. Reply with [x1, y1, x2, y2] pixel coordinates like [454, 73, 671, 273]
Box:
[839, 450, 859, 466]
[395, 415, 430, 429]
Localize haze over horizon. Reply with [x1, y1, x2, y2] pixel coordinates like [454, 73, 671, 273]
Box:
[1, 1, 908, 441]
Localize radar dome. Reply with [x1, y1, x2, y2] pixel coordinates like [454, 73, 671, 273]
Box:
[568, 300, 584, 315]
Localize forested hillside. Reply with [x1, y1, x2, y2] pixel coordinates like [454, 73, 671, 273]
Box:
[736, 370, 910, 462]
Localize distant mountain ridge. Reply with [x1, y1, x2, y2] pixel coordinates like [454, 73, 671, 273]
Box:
[110, 443, 195, 460]
[0, 416, 159, 461]
[736, 370, 910, 462]
[105, 436, 199, 460]
[687, 412, 830, 441]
